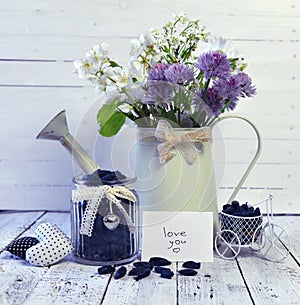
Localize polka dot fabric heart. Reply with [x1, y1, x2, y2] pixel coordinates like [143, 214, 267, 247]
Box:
[6, 237, 39, 259]
[26, 223, 73, 267]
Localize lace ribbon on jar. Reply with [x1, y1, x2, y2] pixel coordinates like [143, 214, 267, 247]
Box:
[72, 185, 137, 237]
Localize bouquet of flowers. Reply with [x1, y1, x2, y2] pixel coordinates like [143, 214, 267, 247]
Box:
[74, 12, 256, 137]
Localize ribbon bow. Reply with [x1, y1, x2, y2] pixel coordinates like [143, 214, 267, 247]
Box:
[155, 120, 212, 164]
[72, 185, 137, 237]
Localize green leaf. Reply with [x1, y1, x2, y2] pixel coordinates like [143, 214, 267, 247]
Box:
[99, 111, 126, 137]
[97, 99, 119, 126]
[192, 110, 206, 126]
[161, 110, 177, 124]
[109, 60, 121, 68]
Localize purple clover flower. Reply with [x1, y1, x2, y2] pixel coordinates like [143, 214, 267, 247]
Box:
[143, 80, 175, 105]
[214, 72, 256, 111]
[234, 72, 256, 97]
[214, 77, 241, 110]
[195, 88, 224, 117]
[164, 64, 195, 85]
[196, 51, 231, 80]
[147, 63, 170, 81]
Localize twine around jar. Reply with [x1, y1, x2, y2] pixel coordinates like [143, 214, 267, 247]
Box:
[72, 185, 137, 237]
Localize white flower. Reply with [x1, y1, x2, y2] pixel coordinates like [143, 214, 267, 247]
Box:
[172, 11, 187, 23]
[130, 34, 145, 56]
[73, 59, 94, 79]
[85, 44, 109, 69]
[143, 32, 155, 47]
[112, 67, 130, 88]
[207, 37, 227, 51]
[100, 89, 122, 104]
[206, 37, 239, 57]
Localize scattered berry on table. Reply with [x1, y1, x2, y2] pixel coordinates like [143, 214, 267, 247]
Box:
[182, 261, 201, 269]
[133, 268, 151, 281]
[149, 257, 171, 266]
[178, 268, 198, 276]
[128, 267, 150, 276]
[97, 265, 115, 275]
[154, 266, 171, 274]
[114, 266, 127, 279]
[97, 257, 201, 281]
[160, 269, 174, 279]
[133, 261, 153, 269]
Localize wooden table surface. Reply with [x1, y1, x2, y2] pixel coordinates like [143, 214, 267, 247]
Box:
[0, 211, 299, 305]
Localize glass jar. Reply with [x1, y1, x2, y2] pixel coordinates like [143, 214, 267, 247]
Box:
[71, 174, 139, 265]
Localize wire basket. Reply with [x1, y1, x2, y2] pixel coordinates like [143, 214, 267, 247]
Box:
[219, 212, 263, 246]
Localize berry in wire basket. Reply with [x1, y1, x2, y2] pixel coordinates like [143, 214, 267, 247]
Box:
[222, 201, 261, 217]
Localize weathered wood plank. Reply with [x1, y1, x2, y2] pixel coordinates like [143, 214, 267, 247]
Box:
[219, 164, 300, 190]
[21, 261, 109, 305]
[0, 162, 299, 212]
[1, 185, 299, 213]
[0, 37, 298, 64]
[0, 61, 82, 86]
[2, 135, 300, 166]
[0, 86, 299, 118]
[0, 59, 297, 90]
[102, 262, 177, 305]
[1, 0, 299, 16]
[0, 3, 299, 41]
[0, 259, 48, 305]
[271, 216, 300, 260]
[1, 160, 299, 190]
[177, 257, 252, 304]
[217, 189, 300, 214]
[236, 250, 300, 305]
[0, 186, 72, 211]
[0, 213, 299, 304]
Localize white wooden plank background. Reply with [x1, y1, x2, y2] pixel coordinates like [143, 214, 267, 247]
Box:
[0, 0, 299, 212]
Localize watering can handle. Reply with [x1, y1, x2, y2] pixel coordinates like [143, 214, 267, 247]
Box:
[211, 115, 262, 203]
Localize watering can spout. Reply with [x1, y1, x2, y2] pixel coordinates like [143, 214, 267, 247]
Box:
[36, 110, 69, 141]
[36, 110, 100, 174]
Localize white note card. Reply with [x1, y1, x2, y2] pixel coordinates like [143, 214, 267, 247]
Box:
[142, 211, 213, 262]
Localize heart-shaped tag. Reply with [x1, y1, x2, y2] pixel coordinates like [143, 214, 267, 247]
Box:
[103, 213, 120, 231]
[26, 223, 73, 267]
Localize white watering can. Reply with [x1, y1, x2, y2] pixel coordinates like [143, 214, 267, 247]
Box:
[132, 115, 262, 235]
